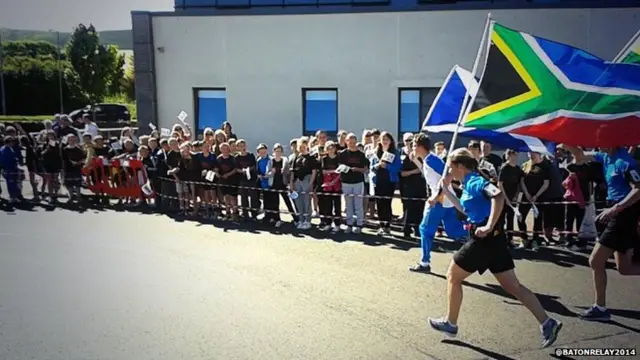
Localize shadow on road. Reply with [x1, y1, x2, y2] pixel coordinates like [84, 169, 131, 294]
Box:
[574, 306, 640, 333]
[441, 339, 517, 360]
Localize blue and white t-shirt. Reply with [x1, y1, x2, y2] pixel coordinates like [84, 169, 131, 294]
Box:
[422, 153, 454, 208]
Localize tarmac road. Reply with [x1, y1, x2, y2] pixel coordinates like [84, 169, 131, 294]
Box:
[1, 200, 639, 360]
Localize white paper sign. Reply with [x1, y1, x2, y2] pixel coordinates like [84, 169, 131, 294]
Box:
[205, 170, 216, 182]
[141, 181, 154, 196]
[532, 204, 540, 218]
[110, 141, 122, 150]
[177, 111, 188, 123]
[289, 191, 299, 200]
[579, 195, 597, 240]
[336, 164, 351, 173]
[49, 140, 56, 147]
[122, 160, 130, 168]
[484, 183, 500, 197]
[101, 157, 109, 166]
[381, 152, 395, 163]
[243, 167, 251, 180]
[149, 123, 157, 130]
[160, 128, 171, 137]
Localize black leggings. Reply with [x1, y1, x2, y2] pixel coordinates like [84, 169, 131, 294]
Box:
[500, 205, 516, 240]
[375, 181, 395, 229]
[319, 192, 342, 226]
[518, 203, 544, 240]
[403, 193, 426, 234]
[565, 203, 585, 240]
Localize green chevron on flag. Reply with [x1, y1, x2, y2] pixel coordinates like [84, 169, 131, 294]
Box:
[464, 23, 640, 147]
[618, 34, 640, 65]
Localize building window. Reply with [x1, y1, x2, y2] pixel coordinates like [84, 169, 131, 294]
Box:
[302, 89, 338, 135]
[194, 88, 227, 134]
[398, 88, 439, 134]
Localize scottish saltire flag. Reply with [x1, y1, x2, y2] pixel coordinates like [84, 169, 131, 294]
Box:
[615, 29, 640, 65]
[464, 23, 640, 148]
[422, 65, 554, 154]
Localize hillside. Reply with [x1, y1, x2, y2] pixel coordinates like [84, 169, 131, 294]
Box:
[0, 29, 133, 50]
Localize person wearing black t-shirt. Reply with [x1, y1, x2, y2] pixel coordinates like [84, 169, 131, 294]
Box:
[400, 146, 426, 238]
[62, 134, 86, 202]
[216, 142, 240, 220]
[519, 152, 552, 250]
[40, 130, 63, 202]
[498, 150, 525, 245]
[312, 130, 329, 218]
[168, 142, 201, 216]
[289, 137, 319, 230]
[481, 141, 503, 176]
[266, 143, 298, 225]
[196, 142, 219, 219]
[337, 133, 370, 233]
[235, 140, 260, 221]
[318, 141, 342, 231]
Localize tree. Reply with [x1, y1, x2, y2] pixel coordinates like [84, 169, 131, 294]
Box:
[122, 54, 135, 101]
[65, 24, 124, 103]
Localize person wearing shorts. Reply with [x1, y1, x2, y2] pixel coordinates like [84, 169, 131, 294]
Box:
[428, 148, 562, 349]
[561, 145, 640, 321]
[217, 142, 240, 220]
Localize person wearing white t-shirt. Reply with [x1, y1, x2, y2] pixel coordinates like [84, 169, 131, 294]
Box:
[82, 114, 99, 139]
[409, 134, 467, 273]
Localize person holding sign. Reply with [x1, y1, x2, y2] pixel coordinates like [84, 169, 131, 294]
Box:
[370, 132, 402, 235]
[409, 134, 466, 274]
[560, 145, 640, 322]
[428, 148, 562, 349]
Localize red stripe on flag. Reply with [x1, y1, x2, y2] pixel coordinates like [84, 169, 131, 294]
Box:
[510, 115, 640, 147]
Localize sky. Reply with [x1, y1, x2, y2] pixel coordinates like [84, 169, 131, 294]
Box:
[0, 0, 174, 31]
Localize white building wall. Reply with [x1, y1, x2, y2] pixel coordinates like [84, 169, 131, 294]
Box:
[151, 8, 639, 147]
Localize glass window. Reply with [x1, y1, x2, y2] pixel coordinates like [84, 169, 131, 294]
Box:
[183, 0, 217, 6]
[303, 89, 338, 135]
[398, 88, 439, 133]
[196, 89, 227, 133]
[284, 0, 317, 5]
[251, 0, 284, 5]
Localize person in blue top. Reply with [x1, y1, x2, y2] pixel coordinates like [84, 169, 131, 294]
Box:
[408, 134, 467, 273]
[370, 131, 402, 235]
[0, 136, 24, 203]
[428, 148, 562, 349]
[560, 145, 640, 321]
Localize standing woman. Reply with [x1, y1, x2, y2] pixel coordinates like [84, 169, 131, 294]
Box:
[319, 141, 342, 232]
[172, 123, 191, 143]
[312, 130, 328, 222]
[222, 121, 237, 142]
[498, 149, 525, 246]
[289, 137, 319, 230]
[560, 145, 640, 321]
[428, 148, 562, 348]
[370, 131, 401, 235]
[197, 137, 218, 219]
[216, 142, 240, 220]
[400, 139, 426, 239]
[62, 134, 86, 203]
[40, 130, 63, 203]
[518, 152, 551, 250]
[266, 143, 296, 227]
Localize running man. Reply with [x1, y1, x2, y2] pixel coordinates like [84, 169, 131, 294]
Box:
[409, 134, 467, 273]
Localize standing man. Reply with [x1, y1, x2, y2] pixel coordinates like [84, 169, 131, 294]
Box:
[409, 133, 467, 273]
[481, 141, 503, 175]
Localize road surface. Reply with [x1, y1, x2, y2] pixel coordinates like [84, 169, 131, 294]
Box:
[1, 197, 639, 360]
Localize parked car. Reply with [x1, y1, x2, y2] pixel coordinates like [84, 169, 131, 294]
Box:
[69, 103, 131, 125]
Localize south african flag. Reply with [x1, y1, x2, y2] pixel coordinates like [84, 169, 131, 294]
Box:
[465, 23, 640, 147]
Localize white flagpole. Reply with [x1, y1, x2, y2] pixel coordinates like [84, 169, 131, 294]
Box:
[441, 13, 493, 171]
[613, 28, 640, 63]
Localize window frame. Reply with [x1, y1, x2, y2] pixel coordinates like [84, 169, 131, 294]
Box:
[302, 88, 339, 137]
[397, 87, 440, 137]
[193, 87, 228, 135]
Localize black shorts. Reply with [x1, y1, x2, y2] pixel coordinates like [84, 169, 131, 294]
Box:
[219, 182, 239, 197]
[598, 204, 640, 254]
[453, 226, 515, 275]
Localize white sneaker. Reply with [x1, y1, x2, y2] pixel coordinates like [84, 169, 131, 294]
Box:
[303, 222, 312, 230]
[296, 222, 305, 230]
[377, 228, 386, 236]
[352, 227, 361, 234]
[320, 225, 331, 231]
[344, 226, 352, 234]
[331, 225, 339, 233]
[275, 221, 282, 228]
[312, 211, 318, 218]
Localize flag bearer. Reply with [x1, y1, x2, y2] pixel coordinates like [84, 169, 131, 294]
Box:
[409, 134, 466, 273]
[427, 148, 562, 349]
[560, 145, 640, 321]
